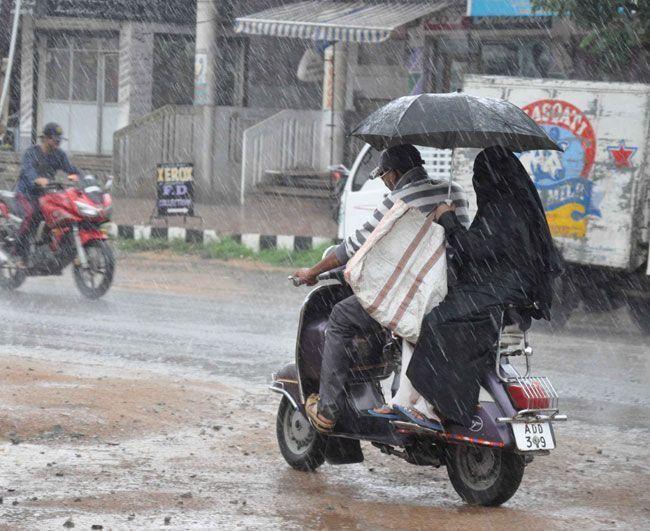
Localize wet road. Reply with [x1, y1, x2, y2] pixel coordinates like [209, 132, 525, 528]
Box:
[1, 251, 649, 528]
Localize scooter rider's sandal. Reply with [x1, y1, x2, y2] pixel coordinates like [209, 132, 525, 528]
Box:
[305, 394, 335, 433]
[394, 405, 444, 432]
[366, 405, 400, 420]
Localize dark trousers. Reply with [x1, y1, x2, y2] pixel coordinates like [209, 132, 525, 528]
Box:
[15, 192, 38, 259]
[319, 295, 383, 419]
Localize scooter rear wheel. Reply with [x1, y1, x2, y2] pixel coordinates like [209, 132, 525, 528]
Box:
[445, 445, 525, 506]
[276, 396, 326, 471]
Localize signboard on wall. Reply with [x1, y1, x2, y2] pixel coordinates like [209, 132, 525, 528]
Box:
[156, 163, 194, 217]
[467, 0, 553, 17]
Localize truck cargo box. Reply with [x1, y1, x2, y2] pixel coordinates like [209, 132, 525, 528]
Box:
[452, 75, 649, 272]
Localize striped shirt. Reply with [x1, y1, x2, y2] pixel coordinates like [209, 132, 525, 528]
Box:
[335, 166, 470, 264]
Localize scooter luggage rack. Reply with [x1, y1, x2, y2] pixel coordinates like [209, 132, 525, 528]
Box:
[494, 309, 567, 423]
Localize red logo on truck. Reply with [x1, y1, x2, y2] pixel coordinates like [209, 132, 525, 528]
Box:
[519, 100, 599, 239]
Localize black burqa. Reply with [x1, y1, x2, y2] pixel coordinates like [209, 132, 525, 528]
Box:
[406, 146, 562, 426]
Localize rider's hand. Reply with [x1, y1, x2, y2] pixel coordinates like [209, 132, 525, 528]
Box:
[67, 174, 79, 182]
[35, 177, 49, 187]
[292, 267, 318, 286]
[433, 202, 455, 221]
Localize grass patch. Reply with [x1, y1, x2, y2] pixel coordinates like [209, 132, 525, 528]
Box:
[116, 236, 331, 268]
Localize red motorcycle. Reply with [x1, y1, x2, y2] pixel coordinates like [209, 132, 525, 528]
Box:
[0, 175, 115, 299]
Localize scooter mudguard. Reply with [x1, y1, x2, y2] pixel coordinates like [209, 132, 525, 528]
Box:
[325, 436, 364, 465]
[270, 363, 302, 409]
[443, 402, 515, 449]
[80, 230, 107, 246]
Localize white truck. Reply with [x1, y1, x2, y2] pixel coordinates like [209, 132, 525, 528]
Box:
[339, 75, 650, 332]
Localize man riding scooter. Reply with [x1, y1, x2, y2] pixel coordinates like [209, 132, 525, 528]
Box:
[291, 143, 469, 432]
[14, 122, 80, 265]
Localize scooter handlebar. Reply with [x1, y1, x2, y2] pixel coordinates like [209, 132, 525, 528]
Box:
[287, 268, 345, 287]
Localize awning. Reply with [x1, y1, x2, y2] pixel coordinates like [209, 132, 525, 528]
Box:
[234, 1, 451, 44]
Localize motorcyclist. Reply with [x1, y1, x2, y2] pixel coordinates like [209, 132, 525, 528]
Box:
[14, 122, 80, 264]
[291, 144, 469, 432]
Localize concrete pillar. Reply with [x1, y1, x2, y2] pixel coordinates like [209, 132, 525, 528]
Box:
[194, 0, 221, 106]
[18, 13, 35, 151]
[193, 0, 222, 199]
[321, 42, 348, 167]
[117, 22, 154, 129]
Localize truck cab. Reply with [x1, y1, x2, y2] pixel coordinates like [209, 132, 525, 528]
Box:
[338, 144, 454, 240]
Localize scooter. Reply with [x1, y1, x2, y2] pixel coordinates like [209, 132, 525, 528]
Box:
[270, 266, 567, 506]
[0, 175, 115, 299]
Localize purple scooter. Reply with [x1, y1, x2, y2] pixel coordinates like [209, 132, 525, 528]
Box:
[270, 267, 567, 506]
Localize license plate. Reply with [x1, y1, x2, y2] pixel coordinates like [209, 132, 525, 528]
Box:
[512, 422, 555, 451]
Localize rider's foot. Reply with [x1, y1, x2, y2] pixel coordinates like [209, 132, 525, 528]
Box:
[305, 394, 335, 433]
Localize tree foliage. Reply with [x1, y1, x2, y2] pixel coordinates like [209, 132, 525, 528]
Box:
[532, 0, 649, 80]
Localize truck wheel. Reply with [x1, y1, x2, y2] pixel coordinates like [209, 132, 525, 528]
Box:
[445, 445, 525, 506]
[0, 259, 26, 290]
[276, 396, 326, 471]
[73, 240, 115, 299]
[628, 298, 650, 334]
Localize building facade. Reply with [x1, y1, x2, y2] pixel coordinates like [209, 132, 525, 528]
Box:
[17, 0, 195, 154]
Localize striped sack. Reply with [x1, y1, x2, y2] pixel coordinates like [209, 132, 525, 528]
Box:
[344, 199, 447, 343]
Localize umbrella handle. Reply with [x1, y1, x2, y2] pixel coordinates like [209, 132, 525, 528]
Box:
[447, 149, 455, 201]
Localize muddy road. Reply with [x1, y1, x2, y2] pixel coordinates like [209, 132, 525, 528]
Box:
[0, 252, 648, 529]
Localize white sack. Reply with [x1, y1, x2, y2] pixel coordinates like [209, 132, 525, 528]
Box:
[344, 199, 447, 343]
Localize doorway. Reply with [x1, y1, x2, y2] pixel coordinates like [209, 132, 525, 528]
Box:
[37, 33, 119, 155]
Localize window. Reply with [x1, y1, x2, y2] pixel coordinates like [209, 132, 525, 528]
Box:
[45, 49, 70, 100]
[482, 44, 519, 76]
[104, 53, 119, 103]
[152, 34, 195, 108]
[352, 147, 380, 191]
[72, 51, 98, 102]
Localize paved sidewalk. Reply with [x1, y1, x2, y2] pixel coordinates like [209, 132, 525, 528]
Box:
[112, 196, 338, 238]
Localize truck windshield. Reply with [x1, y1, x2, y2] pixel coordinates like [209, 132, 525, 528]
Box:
[352, 148, 380, 191]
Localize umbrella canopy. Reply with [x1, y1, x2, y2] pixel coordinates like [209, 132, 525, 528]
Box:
[350, 93, 561, 152]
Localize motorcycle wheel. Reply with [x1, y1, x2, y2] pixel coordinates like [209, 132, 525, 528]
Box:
[276, 396, 326, 471]
[73, 240, 115, 299]
[445, 445, 525, 506]
[0, 259, 26, 290]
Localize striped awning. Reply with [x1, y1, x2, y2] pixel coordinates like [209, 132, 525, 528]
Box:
[234, 1, 451, 43]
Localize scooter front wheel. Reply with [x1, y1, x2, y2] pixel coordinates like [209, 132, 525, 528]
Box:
[276, 396, 326, 471]
[445, 445, 525, 506]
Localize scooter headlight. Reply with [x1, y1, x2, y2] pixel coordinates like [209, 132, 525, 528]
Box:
[74, 200, 101, 218]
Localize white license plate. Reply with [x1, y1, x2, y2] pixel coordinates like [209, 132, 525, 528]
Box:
[512, 422, 555, 451]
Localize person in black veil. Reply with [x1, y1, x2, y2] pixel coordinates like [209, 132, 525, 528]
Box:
[405, 145, 563, 427]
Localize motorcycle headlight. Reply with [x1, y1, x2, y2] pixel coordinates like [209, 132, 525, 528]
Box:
[74, 200, 101, 218]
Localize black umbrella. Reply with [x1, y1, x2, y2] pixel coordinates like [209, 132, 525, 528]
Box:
[350, 93, 561, 152]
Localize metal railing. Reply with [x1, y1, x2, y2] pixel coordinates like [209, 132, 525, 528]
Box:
[113, 105, 194, 197]
[240, 109, 325, 205]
